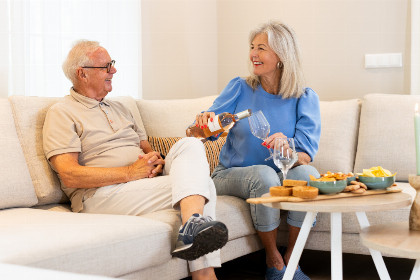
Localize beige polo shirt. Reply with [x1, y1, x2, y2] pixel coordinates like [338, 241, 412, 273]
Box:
[43, 88, 147, 212]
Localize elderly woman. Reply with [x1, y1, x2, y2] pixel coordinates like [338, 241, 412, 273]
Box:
[193, 21, 321, 279]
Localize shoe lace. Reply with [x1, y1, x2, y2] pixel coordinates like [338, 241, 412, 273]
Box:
[182, 214, 213, 237]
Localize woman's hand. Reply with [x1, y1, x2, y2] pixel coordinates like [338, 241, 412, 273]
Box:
[262, 132, 287, 149]
[294, 152, 311, 167]
[195, 112, 216, 129]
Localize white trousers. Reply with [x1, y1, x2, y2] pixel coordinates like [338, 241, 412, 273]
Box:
[82, 137, 221, 272]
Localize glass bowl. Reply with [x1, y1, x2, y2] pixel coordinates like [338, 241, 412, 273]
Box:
[309, 179, 347, 195]
[358, 176, 395, 190]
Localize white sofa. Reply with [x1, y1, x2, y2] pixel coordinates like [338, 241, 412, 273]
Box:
[0, 93, 418, 279]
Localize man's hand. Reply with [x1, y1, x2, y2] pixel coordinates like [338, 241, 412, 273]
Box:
[131, 151, 165, 179]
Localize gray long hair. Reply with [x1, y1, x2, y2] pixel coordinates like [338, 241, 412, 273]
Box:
[62, 40, 102, 85]
[246, 21, 305, 98]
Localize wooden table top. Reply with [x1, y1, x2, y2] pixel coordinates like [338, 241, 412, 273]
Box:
[262, 192, 412, 213]
[360, 222, 420, 259]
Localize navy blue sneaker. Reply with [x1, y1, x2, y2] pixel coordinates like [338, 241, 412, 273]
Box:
[171, 213, 228, 261]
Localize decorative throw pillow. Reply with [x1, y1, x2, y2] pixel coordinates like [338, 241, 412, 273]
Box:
[148, 136, 226, 174]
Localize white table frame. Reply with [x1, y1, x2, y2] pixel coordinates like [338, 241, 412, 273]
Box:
[283, 211, 391, 280]
[263, 192, 411, 280]
[360, 221, 420, 280]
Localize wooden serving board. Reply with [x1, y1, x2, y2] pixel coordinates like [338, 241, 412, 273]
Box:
[246, 187, 402, 204]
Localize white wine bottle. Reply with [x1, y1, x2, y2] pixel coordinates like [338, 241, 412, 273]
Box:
[187, 109, 252, 139]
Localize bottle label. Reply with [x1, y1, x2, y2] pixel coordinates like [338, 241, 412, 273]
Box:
[207, 116, 222, 132]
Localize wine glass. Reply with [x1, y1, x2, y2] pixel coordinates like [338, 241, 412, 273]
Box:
[248, 110, 272, 161]
[273, 137, 298, 180]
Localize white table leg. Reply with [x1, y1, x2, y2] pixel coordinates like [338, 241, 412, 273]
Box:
[331, 212, 342, 280]
[283, 211, 317, 280]
[410, 259, 420, 280]
[355, 212, 391, 280]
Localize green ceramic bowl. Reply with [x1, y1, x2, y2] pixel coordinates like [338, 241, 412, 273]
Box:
[309, 179, 347, 195]
[346, 176, 356, 185]
[358, 176, 395, 190]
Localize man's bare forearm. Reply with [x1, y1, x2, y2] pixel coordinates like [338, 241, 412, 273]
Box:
[50, 153, 154, 189]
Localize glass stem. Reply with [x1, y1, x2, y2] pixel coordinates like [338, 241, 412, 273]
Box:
[282, 169, 289, 180]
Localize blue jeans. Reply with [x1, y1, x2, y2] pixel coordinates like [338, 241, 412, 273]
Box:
[211, 163, 320, 232]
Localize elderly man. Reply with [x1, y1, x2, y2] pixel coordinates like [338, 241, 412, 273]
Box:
[43, 40, 227, 280]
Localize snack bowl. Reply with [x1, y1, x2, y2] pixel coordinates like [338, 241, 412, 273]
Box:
[346, 176, 356, 185]
[309, 179, 347, 195]
[358, 176, 395, 190]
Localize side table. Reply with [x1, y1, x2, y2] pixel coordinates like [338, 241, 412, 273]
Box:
[262, 192, 412, 280]
[360, 222, 420, 280]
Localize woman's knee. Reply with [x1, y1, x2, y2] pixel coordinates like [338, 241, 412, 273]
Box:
[287, 165, 320, 181]
[249, 165, 280, 184]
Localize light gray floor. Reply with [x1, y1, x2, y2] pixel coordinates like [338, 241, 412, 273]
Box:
[183, 249, 415, 279]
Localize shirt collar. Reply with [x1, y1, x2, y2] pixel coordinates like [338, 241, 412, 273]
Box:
[69, 88, 110, 108]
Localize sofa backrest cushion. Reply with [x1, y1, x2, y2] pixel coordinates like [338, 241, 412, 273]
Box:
[354, 93, 420, 181]
[311, 99, 361, 174]
[9, 95, 144, 206]
[137, 95, 217, 137]
[0, 99, 38, 209]
[9, 96, 67, 205]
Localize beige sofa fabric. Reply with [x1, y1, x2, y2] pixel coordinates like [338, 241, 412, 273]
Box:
[0, 99, 38, 209]
[0, 263, 115, 280]
[137, 95, 217, 137]
[354, 93, 420, 181]
[311, 99, 361, 174]
[8, 95, 146, 206]
[0, 208, 172, 277]
[9, 96, 66, 205]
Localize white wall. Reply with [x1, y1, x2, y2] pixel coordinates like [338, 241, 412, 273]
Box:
[1, 1, 410, 101]
[217, 0, 409, 101]
[142, 0, 410, 101]
[141, 0, 218, 100]
[0, 0, 9, 98]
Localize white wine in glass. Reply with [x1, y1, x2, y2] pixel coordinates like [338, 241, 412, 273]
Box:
[248, 110, 273, 161]
[273, 137, 298, 180]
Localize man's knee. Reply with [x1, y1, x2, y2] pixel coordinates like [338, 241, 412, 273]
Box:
[170, 137, 206, 157]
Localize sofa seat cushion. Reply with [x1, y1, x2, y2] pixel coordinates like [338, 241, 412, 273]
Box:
[141, 195, 256, 247]
[0, 208, 172, 277]
[0, 99, 38, 210]
[0, 263, 115, 280]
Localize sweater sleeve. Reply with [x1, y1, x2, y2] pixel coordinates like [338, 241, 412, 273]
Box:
[207, 77, 243, 114]
[294, 88, 321, 161]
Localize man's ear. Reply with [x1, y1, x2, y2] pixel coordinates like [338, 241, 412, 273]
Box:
[77, 68, 87, 80]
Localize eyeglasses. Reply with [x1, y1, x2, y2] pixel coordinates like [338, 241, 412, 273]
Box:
[82, 60, 115, 73]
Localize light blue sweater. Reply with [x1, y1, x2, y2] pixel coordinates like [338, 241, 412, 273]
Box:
[207, 77, 321, 172]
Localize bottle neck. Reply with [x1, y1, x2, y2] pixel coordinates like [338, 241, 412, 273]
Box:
[234, 109, 252, 121]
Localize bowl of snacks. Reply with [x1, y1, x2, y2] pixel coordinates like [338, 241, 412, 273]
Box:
[346, 173, 356, 185]
[309, 175, 347, 195]
[357, 166, 396, 190]
[320, 171, 355, 183]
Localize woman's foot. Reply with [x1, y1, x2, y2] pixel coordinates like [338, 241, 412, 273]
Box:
[279, 246, 310, 280]
[265, 266, 286, 280]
